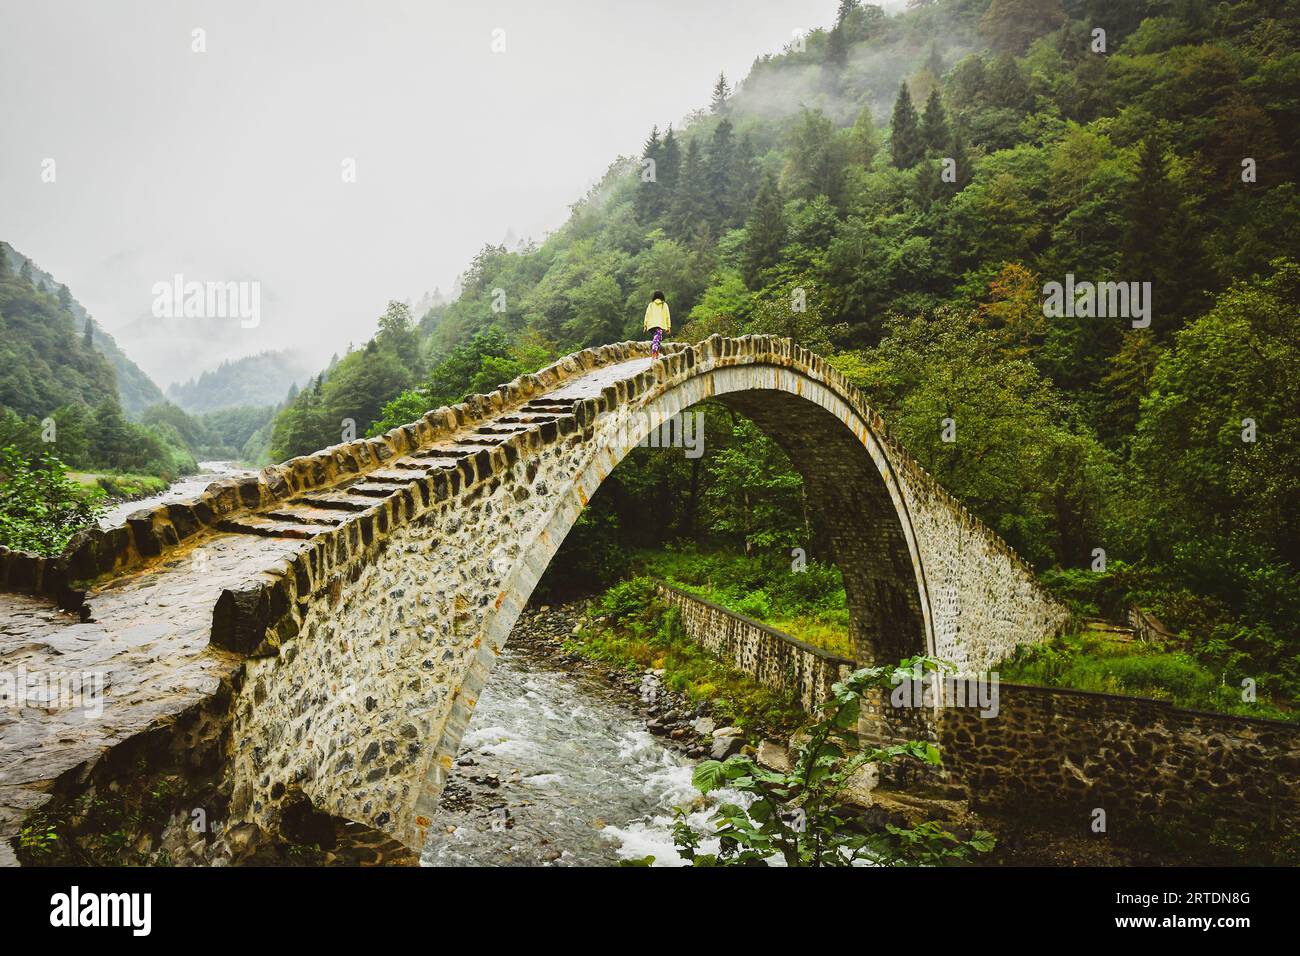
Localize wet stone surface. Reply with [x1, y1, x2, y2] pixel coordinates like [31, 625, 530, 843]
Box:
[0, 532, 306, 863]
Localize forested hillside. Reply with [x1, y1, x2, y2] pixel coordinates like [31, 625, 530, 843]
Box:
[186, 0, 1300, 701]
[0, 242, 280, 491]
[0, 242, 168, 417]
[166, 350, 311, 414]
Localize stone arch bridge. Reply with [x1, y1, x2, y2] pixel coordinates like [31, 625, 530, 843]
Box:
[0, 336, 1066, 858]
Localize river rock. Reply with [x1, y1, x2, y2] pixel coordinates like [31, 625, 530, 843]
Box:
[757, 740, 791, 772]
[840, 762, 879, 807]
[692, 716, 715, 736]
[712, 726, 741, 738]
[710, 735, 744, 760]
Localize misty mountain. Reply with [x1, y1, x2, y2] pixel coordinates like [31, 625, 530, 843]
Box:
[166, 350, 313, 414]
[0, 242, 121, 417]
[0, 242, 168, 418]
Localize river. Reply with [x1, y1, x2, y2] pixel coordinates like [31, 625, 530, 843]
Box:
[420, 637, 743, 867]
[97, 460, 255, 528]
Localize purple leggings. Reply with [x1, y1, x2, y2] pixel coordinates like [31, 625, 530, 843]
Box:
[650, 327, 664, 355]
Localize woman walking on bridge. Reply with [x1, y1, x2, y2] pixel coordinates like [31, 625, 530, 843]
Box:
[644, 290, 671, 359]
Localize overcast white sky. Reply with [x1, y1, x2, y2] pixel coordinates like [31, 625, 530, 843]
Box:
[1, 0, 842, 387]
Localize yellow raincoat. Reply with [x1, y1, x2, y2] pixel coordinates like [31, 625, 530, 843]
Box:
[643, 298, 671, 333]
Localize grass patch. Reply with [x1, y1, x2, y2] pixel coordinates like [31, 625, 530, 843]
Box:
[566, 577, 805, 739]
[69, 472, 169, 502]
[632, 547, 854, 658]
[999, 626, 1295, 721]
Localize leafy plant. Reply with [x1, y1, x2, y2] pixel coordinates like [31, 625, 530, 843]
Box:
[18, 818, 60, 857]
[670, 658, 994, 867]
[0, 445, 101, 555]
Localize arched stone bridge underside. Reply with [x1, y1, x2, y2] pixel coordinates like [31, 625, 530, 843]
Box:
[0, 336, 1067, 855]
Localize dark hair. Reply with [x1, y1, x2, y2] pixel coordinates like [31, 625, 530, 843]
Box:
[651, 290, 665, 302]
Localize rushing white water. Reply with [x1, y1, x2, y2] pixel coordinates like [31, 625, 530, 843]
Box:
[97, 460, 255, 528]
[421, 644, 751, 867]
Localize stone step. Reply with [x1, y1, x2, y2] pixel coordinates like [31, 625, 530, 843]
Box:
[344, 482, 403, 498]
[262, 507, 349, 526]
[361, 469, 423, 484]
[391, 457, 463, 471]
[495, 411, 571, 425]
[293, 492, 375, 512]
[218, 515, 327, 539]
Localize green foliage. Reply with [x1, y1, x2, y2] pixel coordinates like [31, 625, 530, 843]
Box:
[18, 816, 60, 858]
[671, 659, 994, 867]
[565, 578, 805, 736]
[1000, 624, 1296, 720]
[636, 548, 853, 657]
[0, 446, 101, 555]
[0, 250, 119, 420]
[889, 83, 925, 169]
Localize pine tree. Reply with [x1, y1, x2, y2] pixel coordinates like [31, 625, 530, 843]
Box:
[58, 283, 72, 311]
[1122, 135, 1204, 326]
[987, 54, 1031, 111]
[706, 118, 739, 226]
[659, 126, 682, 194]
[710, 73, 731, 114]
[742, 172, 786, 288]
[635, 125, 663, 222]
[889, 84, 925, 169]
[82, 318, 94, 349]
[669, 139, 710, 242]
[920, 88, 951, 156]
[0, 244, 8, 277]
[949, 55, 988, 110]
[18, 259, 32, 285]
[90, 398, 132, 469]
[836, 0, 859, 25]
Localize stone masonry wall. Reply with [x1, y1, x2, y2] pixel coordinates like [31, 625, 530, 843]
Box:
[658, 583, 853, 712]
[662, 590, 1300, 838]
[936, 682, 1300, 837]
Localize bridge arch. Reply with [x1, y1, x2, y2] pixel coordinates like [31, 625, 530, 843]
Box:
[208, 335, 1065, 851]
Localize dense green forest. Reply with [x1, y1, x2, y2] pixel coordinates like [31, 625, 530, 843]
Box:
[265, 0, 1300, 702]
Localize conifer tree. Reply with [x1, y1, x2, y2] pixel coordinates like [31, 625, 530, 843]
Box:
[670, 139, 710, 241]
[979, 0, 1066, 55]
[635, 125, 663, 222]
[710, 73, 731, 114]
[742, 172, 786, 288]
[706, 119, 739, 226]
[920, 88, 952, 156]
[889, 84, 924, 168]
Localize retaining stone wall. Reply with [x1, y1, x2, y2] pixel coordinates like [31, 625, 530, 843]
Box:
[658, 583, 853, 712]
